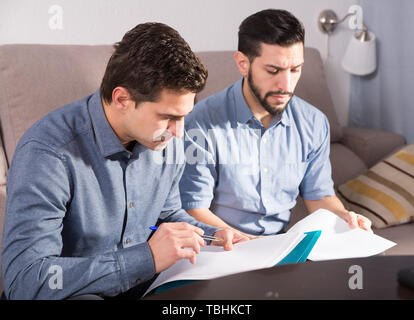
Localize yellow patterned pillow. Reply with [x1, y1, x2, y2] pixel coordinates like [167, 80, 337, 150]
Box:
[337, 144, 414, 228]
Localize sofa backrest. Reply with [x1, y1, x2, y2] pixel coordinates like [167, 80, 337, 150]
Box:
[0, 44, 115, 166]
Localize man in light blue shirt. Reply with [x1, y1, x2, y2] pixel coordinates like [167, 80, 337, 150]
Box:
[179, 9, 372, 238]
[1, 23, 246, 300]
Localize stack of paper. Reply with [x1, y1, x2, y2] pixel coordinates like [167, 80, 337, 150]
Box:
[145, 232, 305, 296]
[144, 209, 397, 296]
[287, 209, 396, 261]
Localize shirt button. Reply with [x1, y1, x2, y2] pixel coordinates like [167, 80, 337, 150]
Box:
[129, 202, 134, 208]
[263, 168, 268, 173]
[136, 279, 142, 285]
[126, 238, 131, 244]
[262, 138, 267, 143]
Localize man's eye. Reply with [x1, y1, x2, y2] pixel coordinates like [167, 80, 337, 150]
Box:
[291, 68, 301, 73]
[267, 70, 278, 75]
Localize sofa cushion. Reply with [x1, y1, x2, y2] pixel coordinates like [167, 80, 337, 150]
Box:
[0, 44, 114, 163]
[342, 126, 406, 168]
[330, 143, 367, 186]
[196, 48, 343, 143]
[374, 222, 414, 255]
[337, 144, 414, 228]
[196, 51, 241, 103]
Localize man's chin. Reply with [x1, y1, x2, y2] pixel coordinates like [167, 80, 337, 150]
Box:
[264, 103, 287, 117]
[151, 139, 173, 151]
[152, 144, 168, 151]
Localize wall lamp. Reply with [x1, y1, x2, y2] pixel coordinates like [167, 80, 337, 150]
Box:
[318, 7, 376, 76]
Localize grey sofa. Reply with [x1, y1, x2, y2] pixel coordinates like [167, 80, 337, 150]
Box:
[0, 44, 412, 294]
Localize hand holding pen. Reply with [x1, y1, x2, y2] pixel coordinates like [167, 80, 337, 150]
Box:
[147, 222, 208, 273]
[147, 222, 249, 273]
[149, 226, 223, 242]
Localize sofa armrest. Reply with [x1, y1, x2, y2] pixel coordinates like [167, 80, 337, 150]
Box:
[0, 134, 7, 186]
[341, 126, 406, 168]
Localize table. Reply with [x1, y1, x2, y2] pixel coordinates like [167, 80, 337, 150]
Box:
[145, 255, 414, 300]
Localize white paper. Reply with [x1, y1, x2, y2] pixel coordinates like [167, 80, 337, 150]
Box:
[287, 209, 396, 261]
[144, 232, 305, 296]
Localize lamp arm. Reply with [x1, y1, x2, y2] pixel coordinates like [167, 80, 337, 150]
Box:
[332, 12, 357, 25]
[318, 10, 358, 34]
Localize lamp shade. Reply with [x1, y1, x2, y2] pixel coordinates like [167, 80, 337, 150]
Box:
[342, 30, 376, 75]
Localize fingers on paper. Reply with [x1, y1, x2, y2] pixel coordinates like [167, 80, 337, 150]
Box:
[357, 214, 373, 233]
[347, 211, 359, 229]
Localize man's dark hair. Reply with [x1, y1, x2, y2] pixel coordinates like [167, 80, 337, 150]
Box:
[238, 9, 305, 61]
[100, 22, 207, 105]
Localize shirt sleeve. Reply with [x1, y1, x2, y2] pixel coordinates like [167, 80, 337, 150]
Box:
[159, 156, 220, 237]
[1, 142, 154, 299]
[179, 127, 218, 210]
[299, 115, 336, 200]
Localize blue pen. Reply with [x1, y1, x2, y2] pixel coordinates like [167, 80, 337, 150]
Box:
[149, 226, 223, 241]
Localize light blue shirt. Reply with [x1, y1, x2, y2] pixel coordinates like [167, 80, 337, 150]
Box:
[1, 90, 218, 300]
[180, 78, 335, 235]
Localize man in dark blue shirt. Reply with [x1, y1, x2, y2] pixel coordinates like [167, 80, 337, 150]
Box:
[1, 22, 247, 300]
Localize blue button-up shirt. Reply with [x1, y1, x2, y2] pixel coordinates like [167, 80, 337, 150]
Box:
[180, 78, 335, 235]
[1, 90, 218, 300]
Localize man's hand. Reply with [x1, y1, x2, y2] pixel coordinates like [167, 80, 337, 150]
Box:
[210, 229, 249, 250]
[304, 196, 373, 233]
[343, 211, 373, 233]
[148, 222, 206, 273]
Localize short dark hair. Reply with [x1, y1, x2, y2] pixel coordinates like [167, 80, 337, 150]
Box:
[238, 9, 305, 61]
[100, 22, 208, 105]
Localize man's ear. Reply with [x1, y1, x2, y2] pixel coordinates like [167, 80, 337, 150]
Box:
[111, 87, 133, 113]
[234, 51, 250, 77]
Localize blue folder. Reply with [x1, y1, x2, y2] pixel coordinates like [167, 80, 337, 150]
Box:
[153, 230, 321, 295]
[276, 230, 321, 265]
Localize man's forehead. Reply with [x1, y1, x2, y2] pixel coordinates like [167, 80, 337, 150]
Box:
[256, 42, 304, 66]
[155, 90, 195, 116]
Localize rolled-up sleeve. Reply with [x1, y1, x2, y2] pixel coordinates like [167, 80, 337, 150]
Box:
[160, 154, 219, 237]
[299, 115, 335, 200]
[179, 128, 218, 210]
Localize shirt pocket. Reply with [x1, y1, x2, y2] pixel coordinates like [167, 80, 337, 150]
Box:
[274, 162, 307, 203]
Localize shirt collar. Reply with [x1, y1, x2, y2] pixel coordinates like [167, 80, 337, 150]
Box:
[88, 90, 128, 158]
[233, 78, 255, 124]
[276, 105, 291, 127]
[233, 77, 291, 127]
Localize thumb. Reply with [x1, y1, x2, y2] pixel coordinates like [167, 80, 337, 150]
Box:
[347, 211, 359, 229]
[223, 229, 234, 251]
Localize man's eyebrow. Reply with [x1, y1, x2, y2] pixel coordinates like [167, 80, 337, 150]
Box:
[158, 110, 193, 118]
[264, 62, 304, 70]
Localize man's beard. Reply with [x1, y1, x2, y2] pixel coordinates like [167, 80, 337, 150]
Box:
[247, 71, 293, 117]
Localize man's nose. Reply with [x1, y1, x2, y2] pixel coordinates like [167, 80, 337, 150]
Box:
[274, 70, 292, 93]
[170, 119, 184, 138]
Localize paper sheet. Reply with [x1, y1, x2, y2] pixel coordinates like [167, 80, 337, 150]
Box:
[287, 209, 396, 261]
[144, 232, 305, 296]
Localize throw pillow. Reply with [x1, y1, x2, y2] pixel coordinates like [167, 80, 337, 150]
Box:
[337, 145, 414, 228]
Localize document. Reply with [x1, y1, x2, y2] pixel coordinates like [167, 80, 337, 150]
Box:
[287, 209, 396, 261]
[145, 232, 306, 296]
